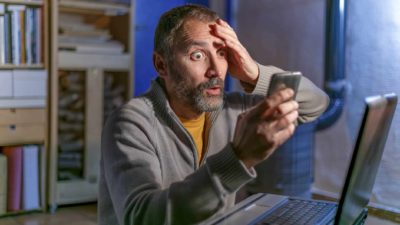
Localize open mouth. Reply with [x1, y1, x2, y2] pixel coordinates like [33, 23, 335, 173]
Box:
[205, 86, 221, 96]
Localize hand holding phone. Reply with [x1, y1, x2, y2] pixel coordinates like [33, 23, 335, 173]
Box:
[266, 71, 302, 99]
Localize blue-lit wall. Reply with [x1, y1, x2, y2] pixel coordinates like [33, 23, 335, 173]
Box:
[134, 0, 209, 96]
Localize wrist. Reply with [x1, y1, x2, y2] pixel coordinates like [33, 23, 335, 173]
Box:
[246, 61, 260, 85]
[232, 145, 258, 169]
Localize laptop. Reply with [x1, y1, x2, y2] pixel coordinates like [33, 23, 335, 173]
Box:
[206, 93, 397, 225]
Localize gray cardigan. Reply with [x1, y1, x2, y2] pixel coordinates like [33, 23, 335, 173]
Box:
[99, 64, 329, 225]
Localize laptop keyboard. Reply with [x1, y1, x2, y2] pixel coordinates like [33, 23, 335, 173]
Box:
[256, 199, 337, 225]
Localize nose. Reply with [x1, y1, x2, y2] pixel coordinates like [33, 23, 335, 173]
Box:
[206, 54, 224, 78]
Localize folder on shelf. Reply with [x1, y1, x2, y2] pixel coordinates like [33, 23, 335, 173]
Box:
[2, 146, 23, 212]
[0, 153, 7, 215]
[13, 70, 47, 98]
[0, 70, 13, 98]
[0, 3, 5, 64]
[22, 145, 40, 210]
[0, 70, 47, 108]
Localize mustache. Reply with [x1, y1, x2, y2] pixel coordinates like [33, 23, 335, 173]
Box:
[198, 77, 224, 90]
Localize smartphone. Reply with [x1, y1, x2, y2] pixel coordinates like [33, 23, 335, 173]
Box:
[266, 71, 302, 99]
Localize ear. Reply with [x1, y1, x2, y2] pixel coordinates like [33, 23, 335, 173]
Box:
[153, 52, 168, 78]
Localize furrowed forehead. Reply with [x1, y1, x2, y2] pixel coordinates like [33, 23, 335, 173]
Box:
[173, 19, 224, 51]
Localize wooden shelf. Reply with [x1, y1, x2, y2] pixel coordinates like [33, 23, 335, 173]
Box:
[57, 180, 97, 204]
[59, 0, 129, 15]
[0, 99, 46, 109]
[0, 0, 48, 217]
[0, 208, 42, 218]
[58, 51, 131, 70]
[48, 0, 133, 209]
[0, 0, 43, 6]
[0, 64, 45, 70]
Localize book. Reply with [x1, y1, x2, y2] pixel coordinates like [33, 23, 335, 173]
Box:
[4, 8, 12, 63]
[57, 11, 125, 54]
[19, 10, 26, 64]
[61, 0, 130, 5]
[25, 8, 33, 64]
[0, 153, 7, 215]
[7, 5, 26, 65]
[34, 7, 42, 64]
[58, 34, 111, 44]
[22, 145, 40, 210]
[0, 70, 13, 98]
[59, 41, 124, 54]
[59, 26, 111, 39]
[0, 4, 5, 64]
[2, 146, 23, 212]
[58, 139, 84, 152]
[58, 152, 82, 169]
[0, 16, 5, 64]
[39, 145, 45, 210]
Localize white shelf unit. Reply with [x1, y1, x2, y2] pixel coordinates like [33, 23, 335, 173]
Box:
[48, 0, 134, 211]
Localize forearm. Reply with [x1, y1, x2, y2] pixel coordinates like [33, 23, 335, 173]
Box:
[240, 63, 283, 93]
[170, 146, 255, 224]
[295, 76, 330, 123]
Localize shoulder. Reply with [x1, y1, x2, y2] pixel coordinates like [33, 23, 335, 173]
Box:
[104, 96, 155, 132]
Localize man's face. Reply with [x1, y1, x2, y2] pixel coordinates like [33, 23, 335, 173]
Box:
[165, 19, 228, 113]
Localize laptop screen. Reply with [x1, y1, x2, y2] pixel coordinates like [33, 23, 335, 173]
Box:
[335, 94, 397, 225]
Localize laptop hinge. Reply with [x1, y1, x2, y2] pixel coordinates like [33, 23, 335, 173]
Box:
[353, 208, 368, 225]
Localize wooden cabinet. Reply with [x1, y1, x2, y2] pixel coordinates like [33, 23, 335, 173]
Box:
[48, 0, 134, 211]
[0, 109, 46, 145]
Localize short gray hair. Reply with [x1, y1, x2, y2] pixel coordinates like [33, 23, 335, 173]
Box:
[154, 4, 219, 58]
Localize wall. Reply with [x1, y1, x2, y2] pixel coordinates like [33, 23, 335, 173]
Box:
[342, 0, 400, 208]
[233, 0, 400, 209]
[234, 0, 325, 86]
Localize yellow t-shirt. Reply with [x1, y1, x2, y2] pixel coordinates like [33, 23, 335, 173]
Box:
[179, 113, 206, 163]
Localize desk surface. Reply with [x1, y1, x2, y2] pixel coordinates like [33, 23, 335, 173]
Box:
[366, 215, 399, 225]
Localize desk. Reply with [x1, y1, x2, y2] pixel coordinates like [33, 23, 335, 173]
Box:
[366, 216, 399, 225]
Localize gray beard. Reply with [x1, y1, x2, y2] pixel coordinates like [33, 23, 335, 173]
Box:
[169, 67, 224, 113]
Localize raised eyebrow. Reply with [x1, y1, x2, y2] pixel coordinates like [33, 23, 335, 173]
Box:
[181, 40, 208, 51]
[214, 41, 226, 49]
[183, 40, 226, 51]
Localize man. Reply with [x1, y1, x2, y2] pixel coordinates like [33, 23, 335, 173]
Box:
[99, 4, 329, 225]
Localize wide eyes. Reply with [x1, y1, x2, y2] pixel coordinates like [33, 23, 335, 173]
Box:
[190, 51, 205, 61]
[189, 49, 227, 61]
[217, 49, 226, 58]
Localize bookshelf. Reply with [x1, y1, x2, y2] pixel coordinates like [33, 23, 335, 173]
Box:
[0, 0, 48, 217]
[48, 0, 134, 211]
[0, 0, 43, 6]
[0, 63, 44, 69]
